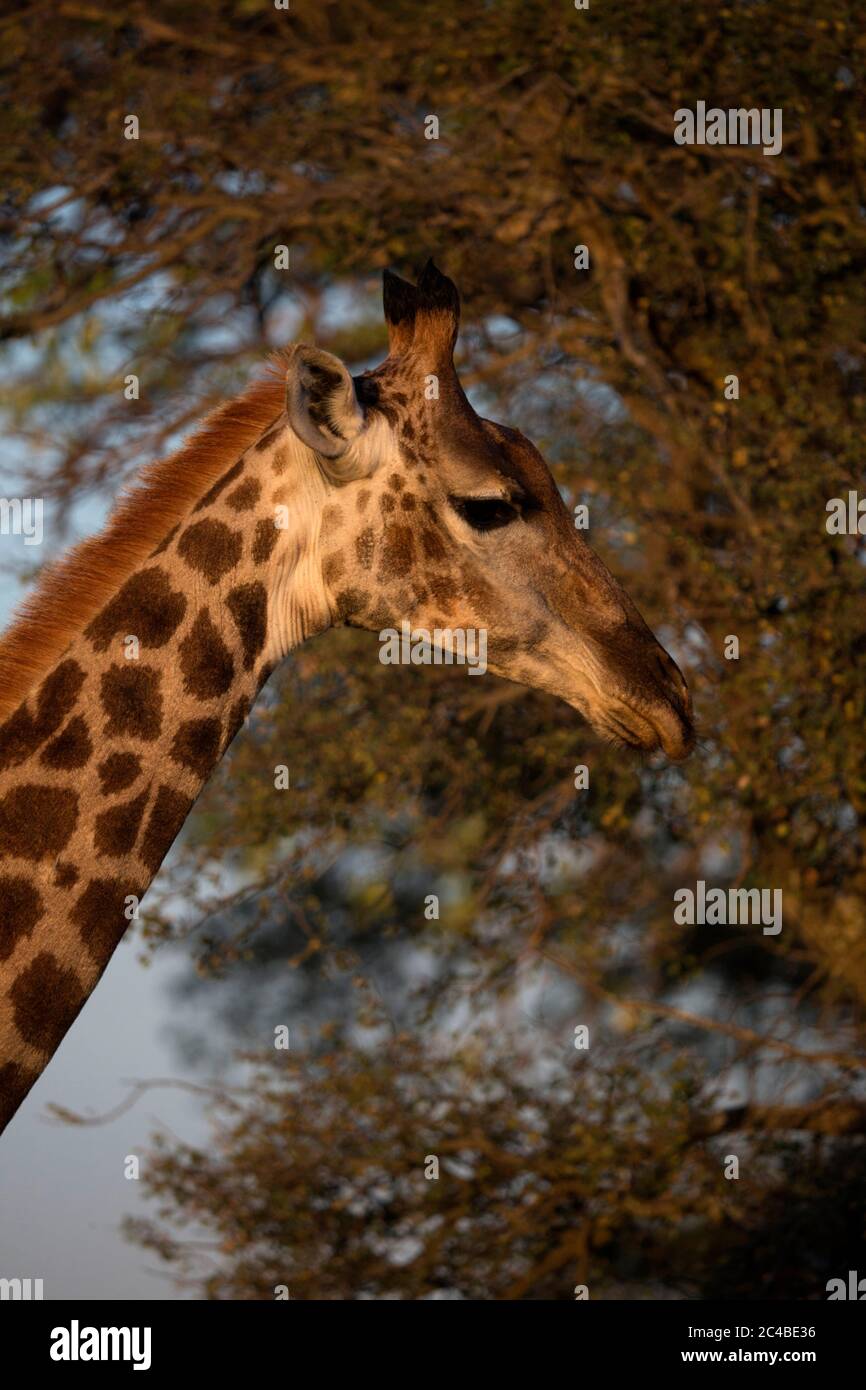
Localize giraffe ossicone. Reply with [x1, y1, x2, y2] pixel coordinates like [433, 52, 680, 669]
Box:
[0, 260, 693, 1135]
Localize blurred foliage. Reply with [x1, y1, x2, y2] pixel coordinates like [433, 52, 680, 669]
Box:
[3, 0, 866, 1297]
[124, 1028, 866, 1300]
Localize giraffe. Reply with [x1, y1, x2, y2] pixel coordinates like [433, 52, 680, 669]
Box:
[0, 261, 693, 1136]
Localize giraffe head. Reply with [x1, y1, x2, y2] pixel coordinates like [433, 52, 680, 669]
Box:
[285, 261, 694, 761]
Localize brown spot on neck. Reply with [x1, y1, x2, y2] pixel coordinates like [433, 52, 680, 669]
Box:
[97, 751, 142, 794]
[94, 787, 150, 858]
[0, 660, 85, 773]
[139, 786, 196, 873]
[178, 519, 243, 586]
[149, 522, 180, 558]
[170, 717, 223, 777]
[192, 457, 246, 512]
[223, 696, 250, 752]
[100, 664, 163, 742]
[85, 568, 187, 653]
[253, 518, 279, 564]
[10, 952, 86, 1054]
[271, 445, 291, 475]
[40, 714, 93, 770]
[0, 1061, 40, 1133]
[0, 785, 79, 860]
[225, 478, 262, 512]
[0, 876, 43, 962]
[72, 878, 141, 964]
[179, 610, 235, 699]
[226, 582, 268, 672]
[255, 421, 284, 453]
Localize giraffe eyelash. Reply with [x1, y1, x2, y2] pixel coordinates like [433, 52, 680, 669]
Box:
[449, 483, 536, 532]
[449, 495, 523, 532]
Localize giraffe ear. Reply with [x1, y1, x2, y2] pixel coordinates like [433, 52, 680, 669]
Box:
[285, 345, 365, 459]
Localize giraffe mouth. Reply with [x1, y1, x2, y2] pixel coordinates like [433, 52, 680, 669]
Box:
[601, 711, 649, 750]
[598, 700, 695, 762]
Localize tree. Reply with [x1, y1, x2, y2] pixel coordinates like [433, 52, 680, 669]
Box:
[6, 0, 866, 1297]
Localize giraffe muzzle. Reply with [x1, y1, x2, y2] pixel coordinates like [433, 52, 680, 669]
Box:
[600, 697, 695, 761]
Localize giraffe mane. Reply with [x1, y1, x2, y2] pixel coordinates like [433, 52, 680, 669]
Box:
[0, 350, 293, 722]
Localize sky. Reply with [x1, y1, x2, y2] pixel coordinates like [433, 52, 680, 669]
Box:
[0, 939, 205, 1300]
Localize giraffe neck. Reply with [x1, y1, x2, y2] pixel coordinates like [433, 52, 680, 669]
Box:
[0, 421, 330, 1133]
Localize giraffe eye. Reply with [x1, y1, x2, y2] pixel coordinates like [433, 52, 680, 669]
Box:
[450, 496, 521, 532]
